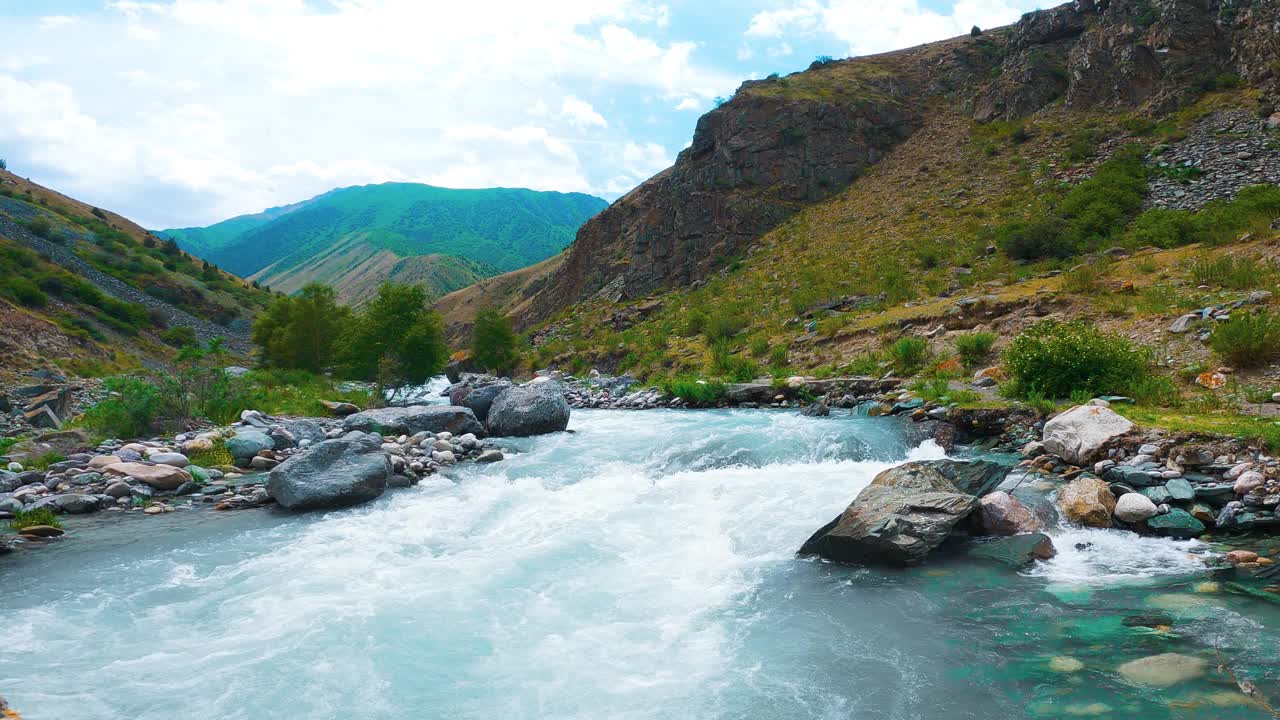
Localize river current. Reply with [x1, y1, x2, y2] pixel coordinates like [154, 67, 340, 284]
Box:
[1, 407, 1276, 718]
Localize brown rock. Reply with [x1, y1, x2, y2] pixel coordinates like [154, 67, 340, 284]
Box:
[977, 491, 1043, 535]
[1225, 550, 1259, 565]
[102, 462, 193, 491]
[320, 400, 360, 416]
[1058, 477, 1116, 528]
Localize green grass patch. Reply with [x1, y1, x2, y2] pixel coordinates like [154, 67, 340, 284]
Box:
[10, 507, 62, 531]
[954, 331, 997, 368]
[1003, 320, 1155, 399]
[661, 377, 726, 404]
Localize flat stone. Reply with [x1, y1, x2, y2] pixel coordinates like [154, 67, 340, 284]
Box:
[1165, 478, 1195, 502]
[101, 462, 193, 491]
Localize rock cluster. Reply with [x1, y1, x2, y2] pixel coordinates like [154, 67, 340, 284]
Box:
[0, 405, 507, 546]
[1019, 404, 1280, 540]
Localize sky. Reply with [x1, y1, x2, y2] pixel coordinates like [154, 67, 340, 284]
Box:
[0, 0, 1043, 229]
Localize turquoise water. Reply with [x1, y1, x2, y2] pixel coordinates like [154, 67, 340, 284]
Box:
[1, 408, 1277, 718]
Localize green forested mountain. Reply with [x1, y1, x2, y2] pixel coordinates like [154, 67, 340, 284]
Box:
[160, 183, 606, 303]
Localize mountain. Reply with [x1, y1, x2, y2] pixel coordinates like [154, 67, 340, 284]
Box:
[439, 0, 1280, 364]
[162, 183, 607, 304]
[160, 196, 317, 259]
[0, 168, 272, 383]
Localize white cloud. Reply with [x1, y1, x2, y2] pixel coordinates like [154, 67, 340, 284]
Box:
[674, 97, 702, 111]
[745, 0, 1042, 56]
[0, 0, 740, 227]
[38, 15, 80, 30]
[604, 140, 671, 194]
[560, 96, 608, 129]
[767, 42, 794, 58]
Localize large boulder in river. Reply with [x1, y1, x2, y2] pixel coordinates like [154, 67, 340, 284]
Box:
[1042, 405, 1134, 466]
[1058, 476, 1117, 528]
[798, 460, 1010, 566]
[267, 431, 391, 510]
[485, 382, 570, 437]
[342, 405, 486, 438]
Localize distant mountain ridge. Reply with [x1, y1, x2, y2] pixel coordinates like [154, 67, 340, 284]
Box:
[161, 183, 607, 304]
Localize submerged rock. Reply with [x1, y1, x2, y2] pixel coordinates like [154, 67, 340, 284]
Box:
[798, 460, 1009, 566]
[1116, 653, 1207, 687]
[266, 431, 391, 511]
[486, 383, 571, 437]
[965, 533, 1057, 567]
[1042, 405, 1134, 466]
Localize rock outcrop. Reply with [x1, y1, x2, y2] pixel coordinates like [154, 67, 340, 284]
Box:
[266, 431, 391, 510]
[342, 405, 486, 438]
[799, 460, 1010, 566]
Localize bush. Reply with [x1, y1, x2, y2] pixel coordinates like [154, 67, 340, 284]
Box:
[23, 216, 57, 241]
[81, 376, 162, 438]
[1003, 320, 1153, 399]
[1, 277, 48, 307]
[709, 338, 758, 381]
[160, 325, 197, 348]
[1189, 254, 1275, 289]
[1209, 311, 1280, 367]
[703, 308, 747, 342]
[888, 337, 930, 376]
[186, 439, 234, 468]
[1061, 263, 1105, 293]
[471, 307, 519, 374]
[10, 507, 61, 531]
[662, 378, 726, 404]
[954, 331, 996, 367]
[996, 148, 1148, 260]
[27, 452, 66, 470]
[252, 283, 350, 372]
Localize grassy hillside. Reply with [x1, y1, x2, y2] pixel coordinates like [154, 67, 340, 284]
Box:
[0, 169, 273, 382]
[251, 230, 495, 305]
[167, 183, 606, 284]
[515, 87, 1280, 418]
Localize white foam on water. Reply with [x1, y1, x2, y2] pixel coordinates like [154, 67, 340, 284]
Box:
[1026, 526, 1212, 585]
[0, 411, 946, 720]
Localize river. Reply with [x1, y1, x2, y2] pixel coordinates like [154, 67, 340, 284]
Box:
[1, 408, 1276, 718]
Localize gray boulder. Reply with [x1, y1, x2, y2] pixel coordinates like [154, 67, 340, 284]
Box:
[485, 383, 571, 437]
[1042, 405, 1134, 466]
[226, 429, 274, 460]
[459, 383, 512, 422]
[267, 431, 391, 511]
[799, 460, 1010, 566]
[282, 419, 327, 446]
[0, 470, 19, 494]
[32, 494, 101, 514]
[342, 405, 485, 437]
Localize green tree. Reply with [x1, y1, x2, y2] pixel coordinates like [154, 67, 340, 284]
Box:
[471, 307, 519, 374]
[251, 283, 349, 372]
[337, 283, 448, 397]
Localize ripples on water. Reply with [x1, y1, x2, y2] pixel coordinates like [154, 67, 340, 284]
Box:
[0, 407, 1275, 719]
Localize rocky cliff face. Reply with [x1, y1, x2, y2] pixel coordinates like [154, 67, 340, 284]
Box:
[519, 75, 925, 326]
[470, 0, 1278, 332]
